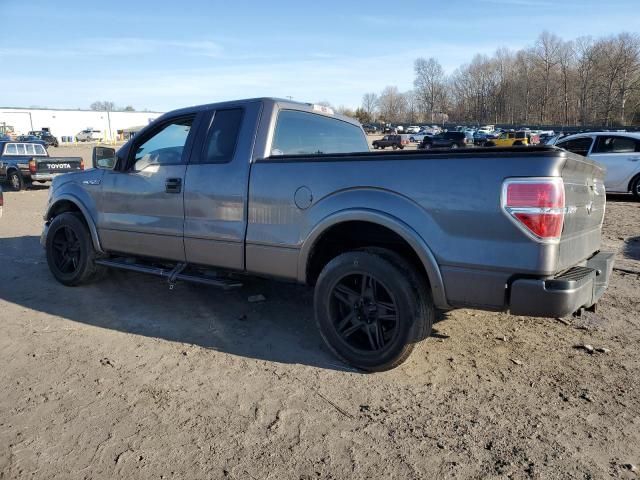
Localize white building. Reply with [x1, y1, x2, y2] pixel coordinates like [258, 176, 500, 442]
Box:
[0, 107, 165, 142]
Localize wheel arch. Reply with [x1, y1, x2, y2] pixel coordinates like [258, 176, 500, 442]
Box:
[298, 209, 449, 309]
[45, 195, 104, 253]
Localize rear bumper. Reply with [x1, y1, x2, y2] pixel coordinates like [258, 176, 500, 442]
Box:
[30, 172, 77, 181]
[509, 251, 615, 317]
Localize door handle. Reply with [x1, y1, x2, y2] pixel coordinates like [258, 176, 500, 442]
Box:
[628, 157, 640, 162]
[165, 178, 182, 193]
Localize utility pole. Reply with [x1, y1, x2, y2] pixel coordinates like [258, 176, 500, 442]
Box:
[106, 108, 113, 144]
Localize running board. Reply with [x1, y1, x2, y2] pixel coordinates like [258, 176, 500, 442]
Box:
[95, 258, 243, 290]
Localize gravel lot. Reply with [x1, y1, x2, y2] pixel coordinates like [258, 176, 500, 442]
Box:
[0, 145, 639, 479]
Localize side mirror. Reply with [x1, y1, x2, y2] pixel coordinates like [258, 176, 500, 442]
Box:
[92, 146, 117, 170]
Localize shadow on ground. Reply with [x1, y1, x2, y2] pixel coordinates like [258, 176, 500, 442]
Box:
[0, 235, 445, 372]
[623, 236, 640, 261]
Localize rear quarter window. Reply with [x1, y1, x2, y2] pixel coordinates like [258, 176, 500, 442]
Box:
[557, 137, 594, 156]
[197, 108, 244, 164]
[271, 110, 368, 156]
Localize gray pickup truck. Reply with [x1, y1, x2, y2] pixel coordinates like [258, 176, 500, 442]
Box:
[41, 98, 614, 371]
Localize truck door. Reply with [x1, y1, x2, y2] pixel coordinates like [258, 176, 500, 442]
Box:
[183, 101, 262, 270]
[98, 113, 202, 261]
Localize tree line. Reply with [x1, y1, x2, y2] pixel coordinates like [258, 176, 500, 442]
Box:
[348, 31, 640, 127]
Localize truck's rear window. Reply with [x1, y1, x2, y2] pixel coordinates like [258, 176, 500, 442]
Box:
[271, 110, 368, 156]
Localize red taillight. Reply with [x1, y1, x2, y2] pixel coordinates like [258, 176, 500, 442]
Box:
[502, 179, 565, 241]
[506, 181, 564, 208]
[80, 158, 85, 170]
[29, 159, 36, 173]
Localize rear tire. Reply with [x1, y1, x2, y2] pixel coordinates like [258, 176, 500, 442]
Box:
[45, 212, 105, 286]
[314, 250, 433, 371]
[8, 170, 24, 191]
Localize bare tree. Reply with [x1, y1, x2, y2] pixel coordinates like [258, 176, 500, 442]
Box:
[414, 57, 445, 121]
[533, 31, 562, 123]
[90, 101, 116, 111]
[377, 86, 407, 123]
[366, 30, 640, 127]
[362, 93, 378, 120]
[575, 37, 597, 125]
[558, 40, 575, 126]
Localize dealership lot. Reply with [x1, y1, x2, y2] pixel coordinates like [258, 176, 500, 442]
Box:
[0, 147, 639, 478]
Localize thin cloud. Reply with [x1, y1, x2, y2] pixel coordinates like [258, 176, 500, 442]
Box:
[0, 38, 223, 58]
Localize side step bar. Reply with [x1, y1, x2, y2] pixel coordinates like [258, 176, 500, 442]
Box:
[95, 258, 243, 290]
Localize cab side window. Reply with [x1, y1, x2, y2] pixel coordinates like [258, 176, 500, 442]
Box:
[132, 117, 194, 171]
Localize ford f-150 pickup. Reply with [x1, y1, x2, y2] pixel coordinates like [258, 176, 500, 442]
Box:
[41, 98, 614, 371]
[0, 141, 83, 190]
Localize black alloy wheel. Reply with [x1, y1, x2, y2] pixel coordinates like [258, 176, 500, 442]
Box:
[50, 225, 81, 275]
[329, 273, 399, 352]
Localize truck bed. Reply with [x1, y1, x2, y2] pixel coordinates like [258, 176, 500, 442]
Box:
[247, 145, 605, 311]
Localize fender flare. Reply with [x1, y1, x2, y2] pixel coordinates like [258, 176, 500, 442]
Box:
[45, 194, 104, 253]
[297, 208, 450, 309]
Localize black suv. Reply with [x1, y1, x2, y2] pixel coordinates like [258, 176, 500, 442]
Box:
[28, 130, 59, 148]
[419, 131, 470, 149]
[372, 135, 404, 150]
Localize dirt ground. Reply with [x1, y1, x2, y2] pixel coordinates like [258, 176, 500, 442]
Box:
[0, 147, 639, 479]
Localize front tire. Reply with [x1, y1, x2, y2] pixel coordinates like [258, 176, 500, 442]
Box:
[45, 212, 105, 286]
[314, 250, 433, 371]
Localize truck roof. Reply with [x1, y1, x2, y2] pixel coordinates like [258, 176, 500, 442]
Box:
[163, 97, 361, 128]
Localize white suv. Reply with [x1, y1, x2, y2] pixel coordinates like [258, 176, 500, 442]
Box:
[556, 132, 640, 199]
[76, 129, 102, 142]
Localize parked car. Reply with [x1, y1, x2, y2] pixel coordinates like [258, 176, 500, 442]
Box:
[76, 129, 103, 142]
[28, 130, 59, 147]
[41, 97, 613, 371]
[0, 184, 3, 218]
[406, 126, 421, 134]
[0, 141, 84, 190]
[409, 132, 433, 143]
[419, 131, 471, 149]
[372, 134, 404, 150]
[17, 135, 47, 146]
[556, 132, 640, 199]
[485, 131, 531, 147]
[362, 124, 379, 134]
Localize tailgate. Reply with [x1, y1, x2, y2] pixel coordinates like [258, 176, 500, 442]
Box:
[558, 151, 606, 270]
[36, 156, 83, 173]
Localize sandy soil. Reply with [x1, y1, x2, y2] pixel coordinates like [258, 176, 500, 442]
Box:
[0, 157, 639, 479]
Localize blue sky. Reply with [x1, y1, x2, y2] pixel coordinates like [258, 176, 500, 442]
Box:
[1, 0, 638, 111]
